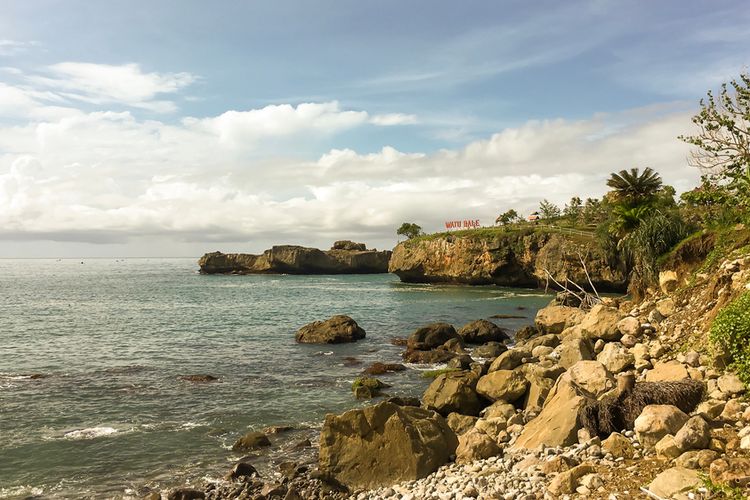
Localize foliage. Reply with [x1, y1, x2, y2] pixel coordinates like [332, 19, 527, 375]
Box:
[539, 199, 561, 219]
[710, 291, 750, 387]
[609, 204, 653, 238]
[563, 196, 583, 222]
[618, 210, 694, 297]
[679, 73, 750, 222]
[495, 209, 521, 225]
[396, 222, 424, 240]
[606, 167, 663, 206]
[582, 197, 607, 224]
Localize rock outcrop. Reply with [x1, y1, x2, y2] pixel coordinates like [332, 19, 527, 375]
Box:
[295, 315, 366, 344]
[388, 229, 626, 291]
[199, 243, 391, 275]
[318, 402, 458, 489]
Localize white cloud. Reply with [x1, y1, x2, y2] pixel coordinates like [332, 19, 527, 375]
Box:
[0, 100, 700, 254]
[369, 113, 418, 126]
[0, 39, 39, 56]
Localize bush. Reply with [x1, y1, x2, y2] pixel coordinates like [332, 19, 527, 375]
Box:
[710, 291, 750, 386]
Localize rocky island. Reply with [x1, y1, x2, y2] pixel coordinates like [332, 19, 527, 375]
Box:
[198, 241, 391, 275]
[389, 228, 627, 292]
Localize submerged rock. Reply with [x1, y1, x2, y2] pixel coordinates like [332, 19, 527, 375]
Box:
[295, 315, 366, 344]
[457, 319, 511, 344]
[318, 401, 458, 490]
[232, 431, 271, 451]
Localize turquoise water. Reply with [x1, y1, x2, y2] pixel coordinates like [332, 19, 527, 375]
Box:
[0, 258, 551, 499]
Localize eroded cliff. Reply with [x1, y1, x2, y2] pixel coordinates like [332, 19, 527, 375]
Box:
[388, 228, 627, 292]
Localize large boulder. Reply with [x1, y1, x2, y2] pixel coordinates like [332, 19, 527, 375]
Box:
[574, 304, 623, 340]
[457, 319, 511, 344]
[488, 348, 530, 372]
[596, 343, 634, 373]
[295, 315, 366, 344]
[471, 342, 507, 359]
[422, 371, 483, 417]
[232, 431, 271, 451]
[475, 369, 529, 403]
[446, 413, 478, 435]
[567, 360, 614, 397]
[407, 323, 460, 351]
[455, 428, 502, 463]
[319, 402, 458, 490]
[646, 361, 689, 382]
[634, 405, 689, 448]
[535, 305, 585, 335]
[674, 415, 711, 452]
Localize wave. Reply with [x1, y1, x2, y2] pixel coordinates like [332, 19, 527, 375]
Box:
[63, 426, 120, 440]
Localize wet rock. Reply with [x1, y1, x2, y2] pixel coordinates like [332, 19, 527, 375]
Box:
[447, 354, 474, 370]
[295, 315, 366, 344]
[232, 431, 272, 451]
[264, 425, 294, 434]
[363, 362, 406, 376]
[318, 402, 458, 489]
[406, 323, 459, 350]
[457, 319, 511, 344]
[352, 377, 388, 399]
[167, 488, 205, 500]
[402, 348, 456, 364]
[225, 462, 259, 481]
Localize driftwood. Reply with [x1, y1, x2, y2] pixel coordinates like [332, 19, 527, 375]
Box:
[543, 252, 602, 310]
[578, 377, 705, 439]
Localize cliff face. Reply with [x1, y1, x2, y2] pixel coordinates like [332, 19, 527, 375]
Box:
[199, 245, 392, 275]
[388, 229, 627, 292]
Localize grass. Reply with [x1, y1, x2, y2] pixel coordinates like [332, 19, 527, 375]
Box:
[404, 222, 596, 246]
[699, 473, 747, 500]
[420, 368, 460, 379]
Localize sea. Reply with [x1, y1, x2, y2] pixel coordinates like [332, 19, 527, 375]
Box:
[0, 258, 552, 499]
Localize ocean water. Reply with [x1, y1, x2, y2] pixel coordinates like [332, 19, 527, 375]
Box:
[0, 258, 551, 499]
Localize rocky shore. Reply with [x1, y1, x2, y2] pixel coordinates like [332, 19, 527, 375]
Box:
[160, 243, 750, 500]
[198, 241, 391, 275]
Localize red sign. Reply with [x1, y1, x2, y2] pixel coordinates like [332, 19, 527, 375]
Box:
[445, 219, 481, 230]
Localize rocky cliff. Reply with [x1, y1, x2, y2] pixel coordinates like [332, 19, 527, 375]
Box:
[388, 228, 627, 292]
[199, 243, 391, 275]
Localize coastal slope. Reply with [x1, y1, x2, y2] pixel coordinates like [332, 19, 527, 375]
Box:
[389, 228, 627, 292]
[199, 242, 392, 275]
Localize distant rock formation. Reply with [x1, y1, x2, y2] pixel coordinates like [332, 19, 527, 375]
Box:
[388, 229, 627, 292]
[198, 243, 391, 275]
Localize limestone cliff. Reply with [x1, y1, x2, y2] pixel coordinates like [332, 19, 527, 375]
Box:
[199, 244, 391, 275]
[388, 229, 627, 292]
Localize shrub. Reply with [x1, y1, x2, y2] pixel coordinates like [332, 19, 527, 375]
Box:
[710, 291, 750, 386]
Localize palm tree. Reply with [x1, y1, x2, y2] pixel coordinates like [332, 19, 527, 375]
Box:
[606, 167, 663, 205]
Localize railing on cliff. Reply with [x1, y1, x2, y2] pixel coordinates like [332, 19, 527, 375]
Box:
[533, 224, 596, 238]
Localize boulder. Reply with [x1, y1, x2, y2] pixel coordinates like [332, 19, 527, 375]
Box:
[352, 377, 388, 399]
[634, 405, 689, 448]
[547, 464, 595, 496]
[225, 462, 259, 481]
[648, 467, 701, 498]
[455, 428, 502, 463]
[557, 337, 593, 369]
[421, 371, 482, 416]
[659, 270, 679, 294]
[523, 375, 554, 411]
[481, 401, 516, 420]
[318, 402, 458, 489]
[402, 348, 456, 364]
[514, 325, 540, 343]
[474, 417, 507, 439]
[295, 315, 366, 344]
[567, 360, 613, 398]
[709, 458, 750, 487]
[655, 434, 681, 459]
[488, 348, 530, 372]
[167, 489, 205, 500]
[446, 355, 474, 370]
[471, 342, 507, 359]
[476, 370, 529, 403]
[535, 305, 585, 335]
[363, 363, 406, 376]
[232, 431, 271, 451]
[617, 316, 641, 337]
[407, 323, 459, 351]
[718, 373, 746, 396]
[446, 413, 478, 435]
[646, 361, 689, 382]
[576, 304, 623, 340]
[332, 240, 366, 251]
[512, 371, 586, 449]
[675, 449, 720, 470]
[674, 415, 711, 452]
[656, 298, 676, 317]
[596, 343, 634, 373]
[602, 432, 635, 459]
[457, 319, 511, 344]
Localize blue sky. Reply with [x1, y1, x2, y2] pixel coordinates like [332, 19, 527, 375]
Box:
[0, 1, 748, 257]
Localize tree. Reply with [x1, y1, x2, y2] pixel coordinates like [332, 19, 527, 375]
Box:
[563, 196, 583, 222]
[582, 197, 604, 224]
[539, 199, 561, 219]
[396, 222, 423, 239]
[679, 73, 750, 180]
[606, 167, 663, 206]
[495, 209, 520, 225]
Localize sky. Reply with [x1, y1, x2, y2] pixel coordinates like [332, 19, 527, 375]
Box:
[0, 1, 748, 258]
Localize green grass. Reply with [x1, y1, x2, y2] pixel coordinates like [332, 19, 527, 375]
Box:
[420, 368, 460, 379]
[699, 473, 747, 500]
[404, 222, 595, 246]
